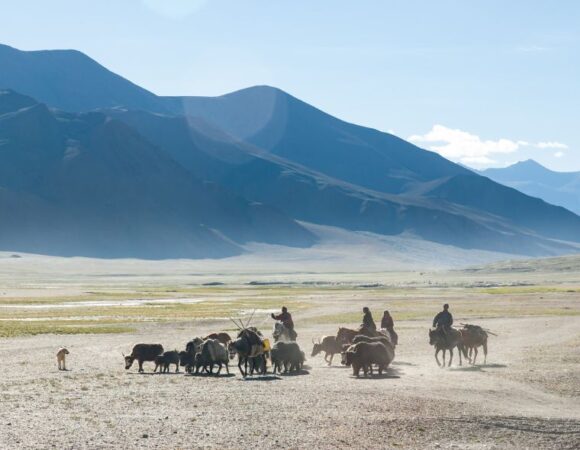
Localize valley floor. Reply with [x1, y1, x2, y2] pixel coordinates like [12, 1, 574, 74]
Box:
[0, 255, 579, 449]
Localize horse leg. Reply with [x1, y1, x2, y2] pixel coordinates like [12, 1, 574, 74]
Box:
[448, 348, 453, 367]
[483, 341, 488, 364]
[435, 348, 441, 367]
[473, 347, 478, 365]
[238, 356, 246, 377]
[458, 346, 462, 366]
[328, 353, 334, 366]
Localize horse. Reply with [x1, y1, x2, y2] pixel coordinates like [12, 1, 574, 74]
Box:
[228, 328, 267, 377]
[460, 324, 489, 364]
[428, 327, 466, 367]
[273, 322, 294, 342]
[336, 326, 379, 345]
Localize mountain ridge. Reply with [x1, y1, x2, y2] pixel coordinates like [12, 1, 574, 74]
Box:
[482, 159, 580, 215]
[1, 44, 579, 258]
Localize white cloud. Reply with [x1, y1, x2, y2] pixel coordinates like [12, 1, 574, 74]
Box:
[409, 125, 569, 167]
[408, 125, 524, 165]
[537, 141, 569, 149]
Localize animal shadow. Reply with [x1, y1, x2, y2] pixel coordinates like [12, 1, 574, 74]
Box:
[392, 361, 415, 367]
[449, 365, 483, 372]
[321, 364, 349, 369]
[240, 375, 282, 382]
[351, 367, 401, 379]
[279, 369, 310, 377]
[479, 363, 507, 369]
[187, 372, 235, 378]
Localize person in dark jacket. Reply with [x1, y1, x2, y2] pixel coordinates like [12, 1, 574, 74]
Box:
[361, 307, 377, 333]
[381, 310, 398, 345]
[271, 306, 297, 340]
[432, 304, 453, 329]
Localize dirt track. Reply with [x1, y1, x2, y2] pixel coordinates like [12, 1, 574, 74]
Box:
[1, 312, 579, 449]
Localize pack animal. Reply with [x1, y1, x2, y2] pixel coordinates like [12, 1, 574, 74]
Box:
[228, 328, 266, 376]
[271, 342, 305, 374]
[273, 322, 294, 343]
[336, 326, 378, 345]
[179, 351, 195, 373]
[195, 339, 229, 375]
[429, 328, 465, 367]
[344, 341, 394, 377]
[352, 334, 392, 347]
[154, 351, 180, 373]
[203, 332, 232, 346]
[311, 336, 343, 366]
[124, 344, 164, 373]
[460, 324, 489, 364]
[185, 338, 204, 355]
[56, 348, 69, 371]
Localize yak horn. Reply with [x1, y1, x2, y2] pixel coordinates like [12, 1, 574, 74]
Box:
[311, 338, 316, 345]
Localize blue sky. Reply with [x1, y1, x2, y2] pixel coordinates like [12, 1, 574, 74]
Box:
[1, 0, 578, 170]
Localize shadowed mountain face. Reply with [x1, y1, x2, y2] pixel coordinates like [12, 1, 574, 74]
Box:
[1, 43, 580, 258]
[167, 87, 471, 194]
[482, 160, 580, 215]
[110, 108, 580, 256]
[0, 91, 315, 258]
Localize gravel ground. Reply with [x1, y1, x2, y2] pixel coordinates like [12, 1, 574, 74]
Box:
[1, 313, 579, 449]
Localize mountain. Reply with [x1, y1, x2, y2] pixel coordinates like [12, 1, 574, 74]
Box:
[481, 160, 580, 215]
[1, 43, 580, 258]
[108, 107, 579, 256]
[167, 87, 580, 244]
[0, 44, 166, 113]
[166, 86, 471, 194]
[0, 90, 314, 258]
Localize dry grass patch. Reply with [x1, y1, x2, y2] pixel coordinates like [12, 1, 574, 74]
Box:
[0, 320, 135, 338]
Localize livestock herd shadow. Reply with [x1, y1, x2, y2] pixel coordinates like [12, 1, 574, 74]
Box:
[449, 363, 508, 372]
[240, 375, 282, 382]
[349, 366, 402, 380]
[186, 372, 236, 378]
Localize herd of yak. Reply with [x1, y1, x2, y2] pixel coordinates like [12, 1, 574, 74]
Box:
[122, 322, 491, 378]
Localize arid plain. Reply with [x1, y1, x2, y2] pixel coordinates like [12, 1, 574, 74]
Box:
[0, 253, 579, 449]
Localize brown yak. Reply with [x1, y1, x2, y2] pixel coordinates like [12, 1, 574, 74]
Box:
[460, 324, 489, 365]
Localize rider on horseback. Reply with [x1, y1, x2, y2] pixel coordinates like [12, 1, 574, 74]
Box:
[381, 310, 398, 345]
[361, 307, 377, 334]
[433, 304, 453, 343]
[271, 306, 297, 340]
[432, 303, 453, 330]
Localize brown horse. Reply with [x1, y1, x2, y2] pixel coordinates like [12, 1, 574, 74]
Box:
[336, 326, 381, 345]
[460, 325, 488, 364]
[429, 327, 465, 367]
